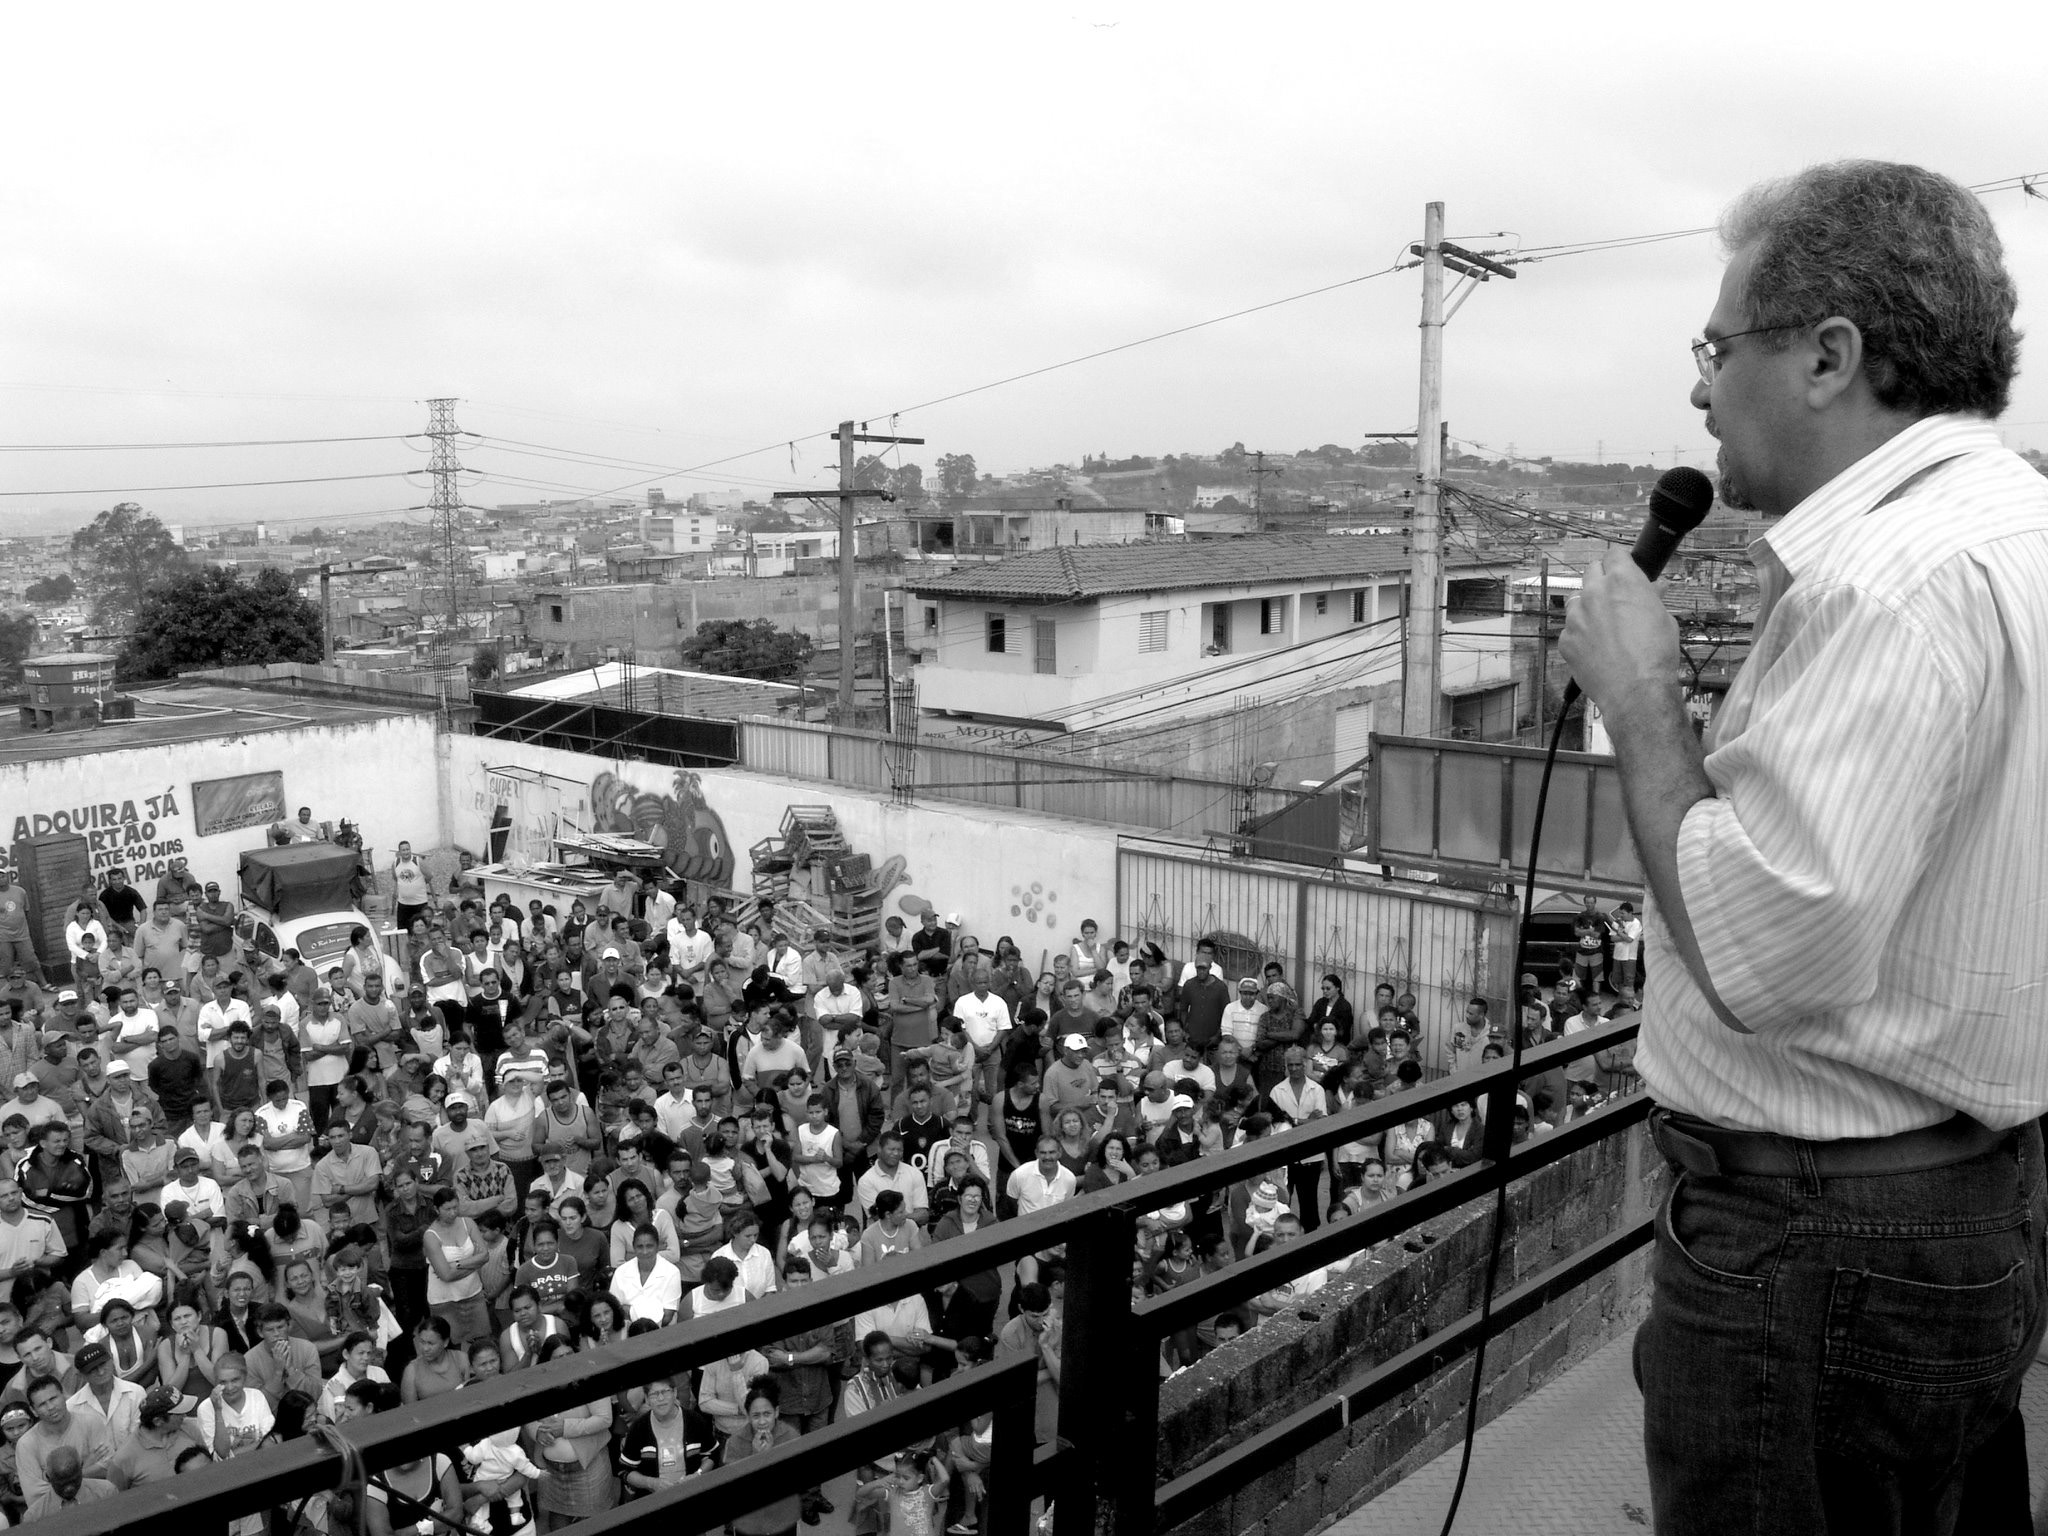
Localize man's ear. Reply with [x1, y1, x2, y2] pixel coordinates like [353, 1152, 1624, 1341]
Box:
[1804, 314, 1865, 410]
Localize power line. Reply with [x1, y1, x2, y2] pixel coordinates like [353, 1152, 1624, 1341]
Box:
[0, 433, 422, 452]
[874, 262, 1415, 421]
[0, 470, 416, 497]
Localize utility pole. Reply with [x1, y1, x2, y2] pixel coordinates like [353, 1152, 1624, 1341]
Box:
[1403, 202, 1446, 738]
[1532, 556, 1550, 740]
[1249, 451, 1280, 528]
[1397, 212, 1517, 737]
[319, 563, 333, 663]
[772, 420, 923, 714]
[425, 398, 466, 641]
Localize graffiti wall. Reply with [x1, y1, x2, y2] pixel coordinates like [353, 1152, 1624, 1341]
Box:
[6, 790, 191, 884]
[442, 733, 1119, 969]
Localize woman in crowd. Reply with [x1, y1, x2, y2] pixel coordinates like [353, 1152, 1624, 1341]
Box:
[424, 1186, 491, 1344]
[214, 1268, 262, 1356]
[607, 1179, 678, 1267]
[930, 1177, 1001, 1343]
[400, 1313, 469, 1402]
[555, 1196, 610, 1295]
[160, 1296, 222, 1395]
[69, 1229, 165, 1333]
[383, 1167, 433, 1331]
[1083, 1133, 1138, 1193]
[1307, 974, 1355, 1050]
[530, 1332, 615, 1529]
[720, 1380, 803, 1536]
[1049, 1108, 1096, 1180]
[281, 1256, 343, 1372]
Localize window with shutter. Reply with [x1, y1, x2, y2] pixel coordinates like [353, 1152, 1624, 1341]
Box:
[1138, 610, 1168, 653]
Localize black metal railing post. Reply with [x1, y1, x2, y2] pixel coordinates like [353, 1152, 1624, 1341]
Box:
[988, 1345, 1041, 1536]
[1053, 1204, 1142, 1536]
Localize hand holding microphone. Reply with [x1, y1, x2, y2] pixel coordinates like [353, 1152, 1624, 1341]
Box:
[1559, 467, 1715, 713]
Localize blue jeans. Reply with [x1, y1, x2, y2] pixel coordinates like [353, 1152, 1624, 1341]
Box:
[1635, 1121, 2047, 1535]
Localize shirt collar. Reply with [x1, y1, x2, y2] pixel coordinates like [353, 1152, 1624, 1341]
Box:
[1752, 412, 2003, 579]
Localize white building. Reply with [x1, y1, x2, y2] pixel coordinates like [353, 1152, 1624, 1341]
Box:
[907, 534, 1518, 740]
[641, 511, 719, 554]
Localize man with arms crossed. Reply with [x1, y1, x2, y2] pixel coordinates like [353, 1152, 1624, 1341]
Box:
[1563, 161, 2048, 1532]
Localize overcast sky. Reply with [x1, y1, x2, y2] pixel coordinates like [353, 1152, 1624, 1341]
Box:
[3, 3, 2045, 531]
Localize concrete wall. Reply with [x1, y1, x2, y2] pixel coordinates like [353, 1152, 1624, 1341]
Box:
[442, 733, 1120, 965]
[0, 712, 443, 896]
[1158, 1121, 1665, 1536]
[522, 574, 907, 662]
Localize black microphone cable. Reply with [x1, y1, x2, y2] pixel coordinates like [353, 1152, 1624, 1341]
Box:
[1434, 464, 1709, 1533]
[1435, 693, 1575, 1536]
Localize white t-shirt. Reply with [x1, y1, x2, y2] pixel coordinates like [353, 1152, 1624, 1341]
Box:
[198, 999, 251, 1068]
[162, 1173, 226, 1222]
[953, 992, 1012, 1051]
[197, 1389, 274, 1453]
[711, 1240, 777, 1300]
[179, 1123, 238, 1185]
[1005, 1163, 1078, 1215]
[667, 924, 715, 977]
[391, 859, 430, 905]
[610, 1254, 684, 1324]
[795, 1123, 842, 1197]
[256, 1098, 314, 1173]
[112, 1006, 160, 1069]
[302, 1015, 348, 1088]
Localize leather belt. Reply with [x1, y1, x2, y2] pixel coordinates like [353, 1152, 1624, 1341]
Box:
[1650, 1106, 2009, 1180]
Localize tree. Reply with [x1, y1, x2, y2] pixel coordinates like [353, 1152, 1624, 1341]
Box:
[469, 642, 503, 683]
[934, 453, 978, 503]
[853, 454, 893, 494]
[677, 618, 813, 681]
[70, 503, 190, 622]
[117, 565, 323, 682]
[891, 462, 925, 505]
[22, 573, 75, 604]
[0, 614, 38, 686]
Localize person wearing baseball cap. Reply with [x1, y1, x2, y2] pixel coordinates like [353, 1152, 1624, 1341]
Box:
[0, 1070, 64, 1139]
[112, 1383, 196, 1486]
[69, 1339, 146, 1441]
[1042, 1029, 1100, 1127]
[433, 1089, 489, 1167]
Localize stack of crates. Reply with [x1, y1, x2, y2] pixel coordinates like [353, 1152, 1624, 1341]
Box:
[743, 806, 886, 953]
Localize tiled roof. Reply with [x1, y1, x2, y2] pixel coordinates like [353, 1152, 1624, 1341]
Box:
[906, 533, 1495, 601]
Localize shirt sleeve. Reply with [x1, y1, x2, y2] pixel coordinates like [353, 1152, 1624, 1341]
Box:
[1678, 580, 1971, 1029]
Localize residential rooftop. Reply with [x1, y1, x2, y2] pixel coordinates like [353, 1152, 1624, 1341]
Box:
[0, 681, 427, 765]
[905, 532, 1502, 603]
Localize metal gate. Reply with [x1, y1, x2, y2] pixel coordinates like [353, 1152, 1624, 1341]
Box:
[1116, 836, 1515, 1071]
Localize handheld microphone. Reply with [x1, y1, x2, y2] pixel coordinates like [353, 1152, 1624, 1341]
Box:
[1560, 465, 1715, 709]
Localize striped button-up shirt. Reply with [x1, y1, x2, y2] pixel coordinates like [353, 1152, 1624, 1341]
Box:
[1639, 413, 2048, 1137]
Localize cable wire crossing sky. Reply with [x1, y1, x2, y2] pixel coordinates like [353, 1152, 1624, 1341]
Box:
[2, 3, 2044, 528]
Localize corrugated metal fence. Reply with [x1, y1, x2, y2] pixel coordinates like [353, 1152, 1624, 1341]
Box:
[1116, 835, 1517, 1072]
[738, 717, 1304, 839]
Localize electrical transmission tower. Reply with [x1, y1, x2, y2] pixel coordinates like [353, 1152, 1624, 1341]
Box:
[425, 398, 466, 638]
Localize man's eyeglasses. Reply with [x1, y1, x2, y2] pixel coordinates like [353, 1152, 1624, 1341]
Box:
[1690, 321, 1812, 384]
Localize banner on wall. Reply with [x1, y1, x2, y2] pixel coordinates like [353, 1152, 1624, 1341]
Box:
[192, 771, 287, 837]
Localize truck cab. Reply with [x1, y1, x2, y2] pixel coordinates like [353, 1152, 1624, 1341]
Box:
[236, 844, 386, 976]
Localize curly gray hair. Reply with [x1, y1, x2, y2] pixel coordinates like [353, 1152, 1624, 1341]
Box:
[1720, 160, 2021, 418]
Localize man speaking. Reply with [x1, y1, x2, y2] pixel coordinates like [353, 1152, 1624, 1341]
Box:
[1562, 160, 2048, 1533]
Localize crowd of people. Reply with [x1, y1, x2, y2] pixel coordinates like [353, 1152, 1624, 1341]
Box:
[0, 851, 1642, 1532]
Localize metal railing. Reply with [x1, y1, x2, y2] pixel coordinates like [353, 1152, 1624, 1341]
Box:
[738, 715, 1308, 837]
[33, 1018, 1648, 1536]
